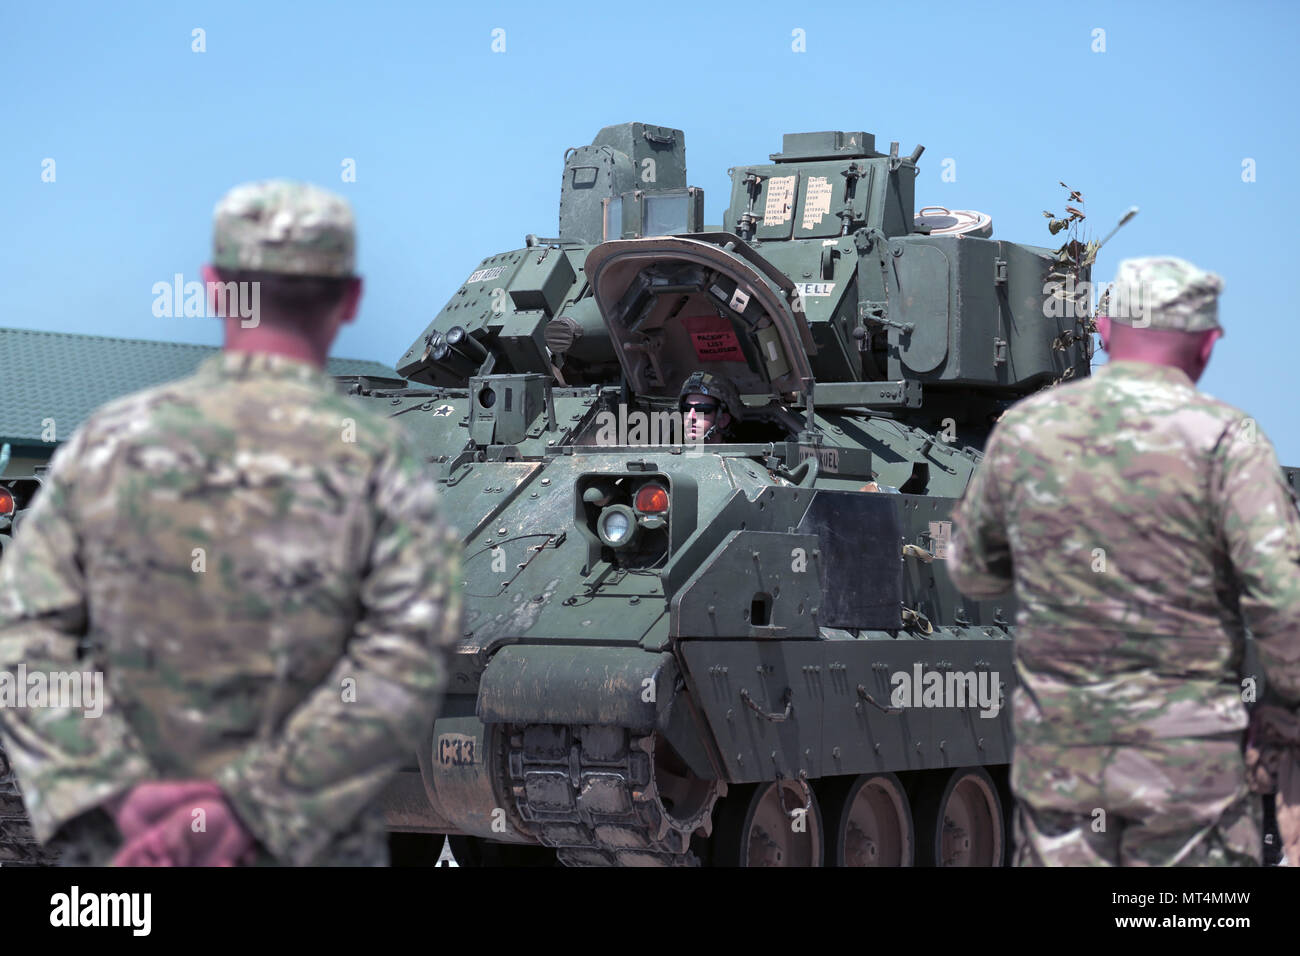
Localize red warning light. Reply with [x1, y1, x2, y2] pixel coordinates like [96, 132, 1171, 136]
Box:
[634, 483, 669, 515]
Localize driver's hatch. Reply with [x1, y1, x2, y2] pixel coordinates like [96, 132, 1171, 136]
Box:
[585, 234, 817, 405]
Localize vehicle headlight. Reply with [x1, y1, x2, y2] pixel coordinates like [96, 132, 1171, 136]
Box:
[597, 505, 637, 548]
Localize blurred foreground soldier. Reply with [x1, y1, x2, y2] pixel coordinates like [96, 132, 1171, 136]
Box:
[950, 256, 1300, 866]
[0, 180, 461, 866]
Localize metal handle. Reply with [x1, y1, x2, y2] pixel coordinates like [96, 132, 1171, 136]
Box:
[901, 606, 934, 635]
[775, 771, 814, 819]
[740, 688, 792, 722]
[783, 457, 819, 488]
[857, 684, 904, 715]
[902, 543, 934, 563]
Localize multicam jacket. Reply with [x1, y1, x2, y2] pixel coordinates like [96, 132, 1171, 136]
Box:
[951, 360, 1300, 746]
[0, 351, 461, 864]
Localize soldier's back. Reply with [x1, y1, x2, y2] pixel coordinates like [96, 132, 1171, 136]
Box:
[4, 178, 462, 867]
[64, 351, 415, 775]
[985, 359, 1256, 746]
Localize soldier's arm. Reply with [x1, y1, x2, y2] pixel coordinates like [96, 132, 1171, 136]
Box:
[0, 432, 155, 843]
[215, 438, 462, 866]
[1213, 423, 1300, 708]
[948, 427, 1015, 598]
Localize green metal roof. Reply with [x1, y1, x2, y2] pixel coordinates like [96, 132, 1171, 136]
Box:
[0, 327, 403, 446]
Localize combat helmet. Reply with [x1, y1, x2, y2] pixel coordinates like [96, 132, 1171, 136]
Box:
[679, 371, 742, 417]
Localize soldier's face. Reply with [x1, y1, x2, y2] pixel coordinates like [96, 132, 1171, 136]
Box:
[682, 392, 729, 443]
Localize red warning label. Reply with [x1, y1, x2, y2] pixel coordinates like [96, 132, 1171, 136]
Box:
[683, 315, 743, 362]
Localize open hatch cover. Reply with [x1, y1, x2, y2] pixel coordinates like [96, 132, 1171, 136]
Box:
[585, 235, 817, 404]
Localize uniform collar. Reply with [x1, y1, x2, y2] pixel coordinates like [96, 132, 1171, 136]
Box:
[195, 350, 335, 387]
[1095, 360, 1194, 388]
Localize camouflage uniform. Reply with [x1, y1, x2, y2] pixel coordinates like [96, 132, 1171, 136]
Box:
[950, 257, 1300, 866]
[0, 181, 462, 866]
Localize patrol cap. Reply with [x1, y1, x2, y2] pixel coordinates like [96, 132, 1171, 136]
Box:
[1106, 256, 1222, 333]
[212, 180, 355, 278]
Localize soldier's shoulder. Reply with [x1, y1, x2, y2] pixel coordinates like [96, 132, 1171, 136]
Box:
[1191, 391, 1280, 465]
[321, 390, 421, 455]
[237, 371, 422, 465]
[1183, 387, 1255, 428]
[1155, 385, 1258, 454]
[74, 371, 207, 442]
[38, 373, 206, 480]
[1097, 365, 1241, 421]
[1001, 369, 1246, 434]
[67, 370, 414, 463]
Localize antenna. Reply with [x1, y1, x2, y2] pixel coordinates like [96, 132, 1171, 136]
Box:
[1097, 206, 1139, 252]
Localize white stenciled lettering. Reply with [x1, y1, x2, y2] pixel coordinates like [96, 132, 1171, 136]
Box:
[466, 266, 506, 284]
[794, 282, 836, 298]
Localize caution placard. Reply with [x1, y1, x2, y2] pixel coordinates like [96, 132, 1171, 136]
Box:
[683, 314, 743, 362]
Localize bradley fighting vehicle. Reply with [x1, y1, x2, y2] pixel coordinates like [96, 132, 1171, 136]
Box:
[0, 124, 1093, 867]
[369, 122, 1096, 867]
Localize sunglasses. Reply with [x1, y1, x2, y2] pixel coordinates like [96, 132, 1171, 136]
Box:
[683, 401, 721, 415]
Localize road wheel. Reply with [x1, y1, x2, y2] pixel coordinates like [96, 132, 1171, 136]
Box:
[709, 779, 824, 866]
[913, 767, 1003, 867]
[821, 772, 913, 866]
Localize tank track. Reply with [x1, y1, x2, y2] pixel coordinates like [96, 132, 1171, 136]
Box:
[506, 724, 705, 867]
[0, 748, 60, 866]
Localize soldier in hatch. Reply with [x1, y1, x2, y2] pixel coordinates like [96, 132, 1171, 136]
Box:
[679, 371, 742, 445]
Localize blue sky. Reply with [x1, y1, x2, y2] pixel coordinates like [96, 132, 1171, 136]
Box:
[4, 1, 1298, 459]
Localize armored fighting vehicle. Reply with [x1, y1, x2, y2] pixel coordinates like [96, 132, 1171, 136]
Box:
[3, 125, 1289, 869]
[368, 122, 1096, 866]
